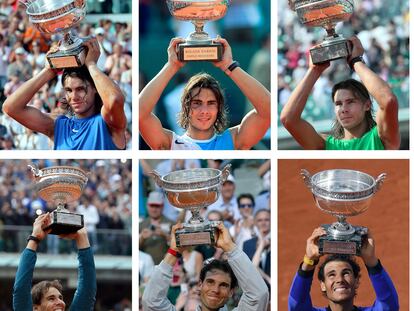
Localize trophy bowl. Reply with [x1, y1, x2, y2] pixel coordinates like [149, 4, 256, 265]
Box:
[166, 0, 231, 61]
[22, 0, 87, 68]
[29, 164, 88, 234]
[294, 0, 354, 30]
[150, 164, 231, 246]
[301, 169, 386, 217]
[301, 169, 386, 254]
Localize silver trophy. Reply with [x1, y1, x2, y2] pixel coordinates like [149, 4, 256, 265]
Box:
[301, 169, 386, 255]
[29, 164, 88, 235]
[20, 0, 87, 68]
[292, 0, 354, 64]
[150, 164, 231, 247]
[166, 0, 230, 61]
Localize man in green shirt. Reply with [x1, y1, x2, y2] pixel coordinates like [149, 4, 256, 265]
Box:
[280, 36, 400, 150]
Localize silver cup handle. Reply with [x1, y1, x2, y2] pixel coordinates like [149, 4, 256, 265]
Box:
[149, 170, 163, 188]
[300, 169, 312, 188]
[374, 173, 387, 193]
[28, 163, 43, 178]
[220, 164, 232, 183]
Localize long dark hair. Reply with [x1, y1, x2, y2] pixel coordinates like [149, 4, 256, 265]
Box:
[331, 79, 376, 139]
[178, 73, 228, 133]
[60, 66, 102, 116]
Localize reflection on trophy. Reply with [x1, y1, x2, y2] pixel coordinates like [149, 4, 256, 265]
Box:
[301, 169, 386, 255]
[20, 0, 87, 69]
[150, 164, 231, 247]
[166, 0, 230, 61]
[292, 0, 354, 64]
[29, 164, 88, 235]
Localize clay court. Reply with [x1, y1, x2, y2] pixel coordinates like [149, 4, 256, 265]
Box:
[278, 159, 409, 310]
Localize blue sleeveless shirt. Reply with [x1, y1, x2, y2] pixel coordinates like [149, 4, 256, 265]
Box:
[179, 129, 235, 150]
[54, 114, 118, 150]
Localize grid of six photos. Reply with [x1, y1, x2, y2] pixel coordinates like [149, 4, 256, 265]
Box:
[0, 0, 410, 310]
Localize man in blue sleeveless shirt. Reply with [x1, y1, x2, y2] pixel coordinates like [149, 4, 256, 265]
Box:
[3, 37, 127, 150]
[139, 37, 270, 150]
[13, 213, 96, 310]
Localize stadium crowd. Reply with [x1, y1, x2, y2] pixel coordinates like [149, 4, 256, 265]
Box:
[278, 0, 409, 123]
[0, 159, 132, 256]
[139, 159, 271, 310]
[0, 1, 132, 149]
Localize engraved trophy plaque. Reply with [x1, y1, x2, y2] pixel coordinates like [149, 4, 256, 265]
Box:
[20, 0, 88, 68]
[166, 0, 230, 61]
[150, 164, 231, 247]
[292, 0, 354, 64]
[301, 169, 386, 255]
[29, 164, 88, 235]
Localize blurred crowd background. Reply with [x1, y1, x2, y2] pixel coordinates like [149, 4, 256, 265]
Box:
[0, 0, 132, 150]
[0, 159, 132, 310]
[278, 0, 409, 149]
[139, 0, 271, 150]
[139, 159, 271, 311]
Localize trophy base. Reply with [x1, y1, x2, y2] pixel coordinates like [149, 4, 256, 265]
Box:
[47, 45, 87, 69]
[175, 226, 215, 247]
[43, 211, 84, 235]
[319, 224, 367, 255]
[178, 42, 223, 62]
[310, 40, 350, 64]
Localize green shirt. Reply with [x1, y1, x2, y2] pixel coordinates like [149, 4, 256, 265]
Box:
[325, 126, 385, 150]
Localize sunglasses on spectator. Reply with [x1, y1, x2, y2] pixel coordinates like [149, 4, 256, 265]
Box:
[239, 204, 253, 208]
[148, 204, 162, 208]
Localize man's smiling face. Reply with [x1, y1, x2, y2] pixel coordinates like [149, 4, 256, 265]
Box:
[34, 286, 66, 311]
[199, 269, 234, 310]
[320, 260, 359, 304]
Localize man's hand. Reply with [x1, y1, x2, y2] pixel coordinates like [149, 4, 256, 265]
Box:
[360, 230, 378, 267]
[347, 36, 365, 61]
[84, 37, 101, 67]
[31, 213, 51, 241]
[212, 37, 233, 71]
[44, 44, 60, 71]
[215, 222, 236, 253]
[167, 37, 186, 72]
[59, 227, 90, 249]
[306, 227, 326, 260]
[169, 223, 185, 253]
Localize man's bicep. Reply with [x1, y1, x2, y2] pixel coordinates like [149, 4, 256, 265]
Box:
[139, 113, 172, 149]
[232, 111, 270, 149]
[10, 107, 55, 138]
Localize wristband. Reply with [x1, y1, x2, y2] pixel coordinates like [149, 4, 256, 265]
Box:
[303, 255, 318, 266]
[167, 248, 182, 258]
[348, 56, 365, 71]
[227, 61, 240, 72]
[27, 235, 41, 244]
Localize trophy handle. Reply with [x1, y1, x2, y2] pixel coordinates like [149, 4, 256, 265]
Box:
[374, 173, 387, 193]
[300, 169, 312, 188]
[149, 170, 163, 187]
[220, 164, 232, 183]
[28, 163, 43, 178]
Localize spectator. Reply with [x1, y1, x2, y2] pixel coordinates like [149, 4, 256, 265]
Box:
[208, 174, 240, 226]
[139, 191, 174, 264]
[229, 193, 255, 248]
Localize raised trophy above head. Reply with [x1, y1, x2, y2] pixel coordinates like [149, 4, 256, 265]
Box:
[166, 0, 230, 61]
[20, 0, 87, 68]
[29, 164, 88, 235]
[292, 0, 354, 64]
[150, 164, 231, 247]
[301, 169, 386, 255]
